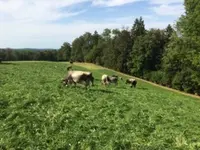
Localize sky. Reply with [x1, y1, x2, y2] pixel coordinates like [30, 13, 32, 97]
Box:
[0, 0, 184, 49]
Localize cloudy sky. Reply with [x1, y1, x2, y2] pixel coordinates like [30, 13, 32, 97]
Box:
[0, 0, 184, 49]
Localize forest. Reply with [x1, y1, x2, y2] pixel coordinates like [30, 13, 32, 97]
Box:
[1, 0, 199, 95]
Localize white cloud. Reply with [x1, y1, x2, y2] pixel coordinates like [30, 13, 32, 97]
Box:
[152, 4, 184, 16]
[149, 0, 184, 16]
[92, 0, 143, 7]
[0, 21, 119, 48]
[0, 15, 173, 48]
[0, 0, 179, 48]
[0, 0, 88, 22]
[150, 0, 184, 5]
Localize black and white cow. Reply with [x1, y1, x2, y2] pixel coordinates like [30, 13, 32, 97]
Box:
[125, 78, 137, 88]
[101, 74, 122, 85]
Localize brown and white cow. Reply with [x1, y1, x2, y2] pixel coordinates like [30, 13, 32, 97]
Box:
[125, 78, 137, 88]
[62, 70, 94, 88]
[101, 74, 111, 85]
[101, 74, 121, 85]
[109, 75, 119, 85]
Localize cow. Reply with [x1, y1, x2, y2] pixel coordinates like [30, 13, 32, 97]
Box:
[101, 74, 111, 85]
[125, 78, 137, 88]
[62, 70, 94, 88]
[109, 75, 119, 85]
[101, 74, 122, 85]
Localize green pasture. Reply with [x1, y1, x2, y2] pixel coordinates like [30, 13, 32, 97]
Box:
[0, 61, 200, 149]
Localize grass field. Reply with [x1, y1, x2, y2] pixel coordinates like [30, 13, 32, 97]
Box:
[1, 61, 200, 150]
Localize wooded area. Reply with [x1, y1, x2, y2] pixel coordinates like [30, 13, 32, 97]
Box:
[1, 0, 199, 95]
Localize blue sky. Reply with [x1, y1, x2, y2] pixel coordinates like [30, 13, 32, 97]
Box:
[0, 0, 184, 49]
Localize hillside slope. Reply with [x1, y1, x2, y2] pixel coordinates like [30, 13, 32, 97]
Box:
[0, 61, 200, 149]
[75, 62, 200, 99]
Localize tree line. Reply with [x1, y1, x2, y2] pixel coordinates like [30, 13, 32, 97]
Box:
[1, 0, 199, 95]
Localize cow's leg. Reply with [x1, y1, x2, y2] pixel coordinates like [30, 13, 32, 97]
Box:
[72, 81, 76, 87]
[83, 80, 90, 89]
[86, 80, 89, 87]
[134, 83, 136, 88]
[131, 83, 133, 88]
[91, 77, 94, 86]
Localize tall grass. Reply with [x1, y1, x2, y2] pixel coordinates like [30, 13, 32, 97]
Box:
[0, 61, 200, 149]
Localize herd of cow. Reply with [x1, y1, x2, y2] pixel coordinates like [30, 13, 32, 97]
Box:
[61, 66, 137, 88]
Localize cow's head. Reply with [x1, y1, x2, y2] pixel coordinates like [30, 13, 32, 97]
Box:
[61, 78, 67, 85]
[125, 79, 129, 84]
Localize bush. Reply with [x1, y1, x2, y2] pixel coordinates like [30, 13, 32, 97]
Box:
[172, 72, 184, 91]
[172, 69, 199, 94]
[144, 71, 170, 86]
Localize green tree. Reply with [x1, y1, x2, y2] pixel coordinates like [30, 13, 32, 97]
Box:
[71, 37, 84, 62]
[128, 17, 146, 74]
[130, 17, 146, 40]
[102, 28, 111, 40]
[113, 29, 132, 72]
[162, 0, 200, 94]
[57, 42, 71, 61]
[130, 29, 166, 76]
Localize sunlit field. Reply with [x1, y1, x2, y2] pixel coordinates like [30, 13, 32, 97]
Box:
[0, 61, 200, 149]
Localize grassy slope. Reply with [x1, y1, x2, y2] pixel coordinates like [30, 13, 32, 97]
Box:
[0, 61, 200, 150]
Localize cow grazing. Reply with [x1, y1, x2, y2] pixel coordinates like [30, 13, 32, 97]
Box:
[101, 74, 121, 85]
[62, 70, 94, 88]
[125, 78, 137, 88]
[109, 75, 119, 85]
[101, 74, 111, 85]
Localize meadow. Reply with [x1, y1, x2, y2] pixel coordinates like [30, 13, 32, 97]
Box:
[0, 61, 200, 150]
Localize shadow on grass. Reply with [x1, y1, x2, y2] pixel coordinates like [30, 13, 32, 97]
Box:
[60, 84, 117, 94]
[89, 88, 117, 94]
[0, 62, 18, 65]
[138, 87, 148, 90]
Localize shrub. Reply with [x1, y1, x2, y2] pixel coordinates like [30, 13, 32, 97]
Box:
[144, 71, 170, 86]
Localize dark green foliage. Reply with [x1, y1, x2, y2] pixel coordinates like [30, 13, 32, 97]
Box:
[165, 24, 174, 43]
[0, 48, 58, 61]
[162, 0, 200, 95]
[130, 16, 146, 40]
[144, 71, 170, 86]
[71, 36, 85, 62]
[112, 29, 132, 73]
[130, 29, 167, 76]
[57, 42, 71, 61]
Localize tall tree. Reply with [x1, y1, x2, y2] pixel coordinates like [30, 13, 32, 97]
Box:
[130, 29, 167, 76]
[162, 0, 200, 94]
[130, 17, 146, 40]
[57, 42, 71, 61]
[165, 24, 174, 43]
[102, 28, 111, 41]
[113, 29, 132, 72]
[71, 37, 84, 62]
